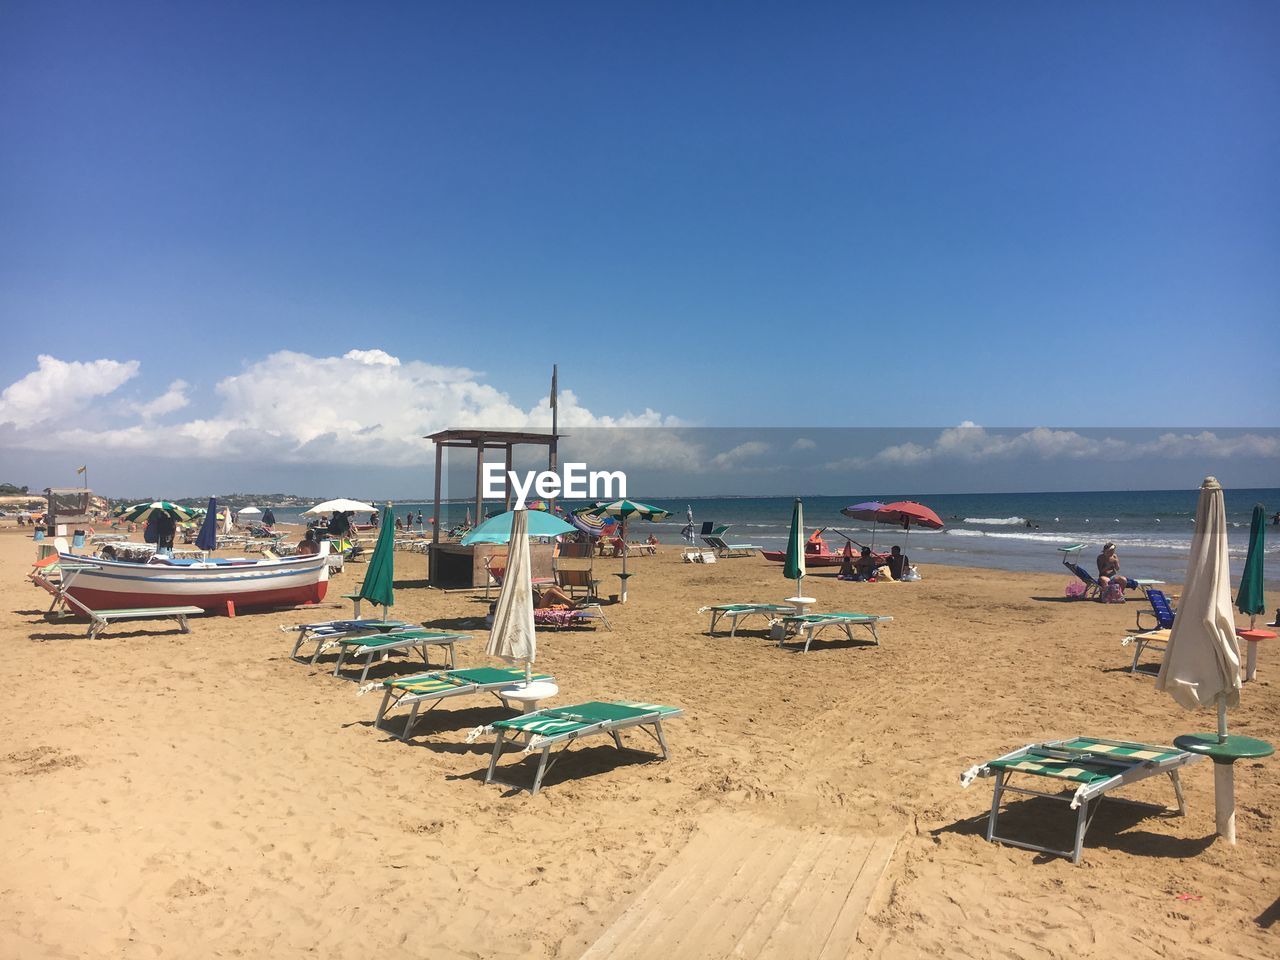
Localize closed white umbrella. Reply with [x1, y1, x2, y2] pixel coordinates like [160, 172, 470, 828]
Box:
[1157, 476, 1273, 843]
[486, 508, 536, 683]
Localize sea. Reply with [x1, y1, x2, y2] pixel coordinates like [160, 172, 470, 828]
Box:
[264, 488, 1280, 591]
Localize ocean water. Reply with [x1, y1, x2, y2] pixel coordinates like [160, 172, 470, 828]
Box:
[268, 488, 1280, 590]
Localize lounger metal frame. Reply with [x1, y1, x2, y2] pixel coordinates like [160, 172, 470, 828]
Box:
[374, 670, 557, 740]
[329, 630, 467, 683]
[485, 706, 683, 795]
[779, 613, 892, 652]
[961, 738, 1199, 863]
[702, 604, 796, 637]
[1121, 629, 1170, 673]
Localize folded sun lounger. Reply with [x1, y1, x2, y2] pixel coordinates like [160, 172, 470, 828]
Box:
[960, 737, 1200, 863]
[699, 603, 796, 637]
[374, 667, 557, 739]
[779, 612, 892, 652]
[471, 700, 683, 795]
[326, 629, 470, 683]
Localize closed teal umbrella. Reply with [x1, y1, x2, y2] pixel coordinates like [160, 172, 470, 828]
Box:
[1236, 504, 1266, 628]
[783, 498, 806, 599]
[357, 502, 396, 617]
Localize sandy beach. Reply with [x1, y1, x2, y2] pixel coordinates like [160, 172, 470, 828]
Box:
[2, 524, 1276, 960]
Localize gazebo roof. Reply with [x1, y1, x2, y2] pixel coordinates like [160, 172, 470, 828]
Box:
[425, 429, 561, 448]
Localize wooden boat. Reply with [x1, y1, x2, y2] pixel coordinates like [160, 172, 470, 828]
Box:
[57, 546, 330, 611]
[761, 530, 887, 567]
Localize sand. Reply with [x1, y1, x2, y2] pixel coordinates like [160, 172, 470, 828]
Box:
[1, 524, 1276, 959]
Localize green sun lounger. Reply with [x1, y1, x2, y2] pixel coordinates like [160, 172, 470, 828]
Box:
[285, 618, 409, 663]
[700, 603, 797, 637]
[374, 667, 556, 739]
[326, 629, 469, 683]
[960, 737, 1201, 863]
[474, 700, 683, 795]
[779, 612, 892, 652]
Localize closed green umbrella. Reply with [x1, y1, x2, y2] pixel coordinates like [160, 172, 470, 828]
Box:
[1236, 504, 1266, 629]
[783, 497, 806, 600]
[357, 501, 396, 617]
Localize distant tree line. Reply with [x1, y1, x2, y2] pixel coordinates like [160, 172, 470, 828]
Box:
[0, 483, 31, 495]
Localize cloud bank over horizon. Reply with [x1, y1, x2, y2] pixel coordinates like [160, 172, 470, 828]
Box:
[1, 353, 1277, 498]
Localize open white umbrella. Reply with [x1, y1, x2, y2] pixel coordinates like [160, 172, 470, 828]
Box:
[486, 508, 536, 684]
[1157, 476, 1274, 843]
[303, 498, 376, 515]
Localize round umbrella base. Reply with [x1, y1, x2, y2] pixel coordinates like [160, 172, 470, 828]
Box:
[1174, 733, 1275, 844]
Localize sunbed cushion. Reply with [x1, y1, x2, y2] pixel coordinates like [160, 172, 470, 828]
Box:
[712, 603, 794, 613]
[786, 612, 877, 622]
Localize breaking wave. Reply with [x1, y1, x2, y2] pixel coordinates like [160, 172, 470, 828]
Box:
[963, 517, 1028, 525]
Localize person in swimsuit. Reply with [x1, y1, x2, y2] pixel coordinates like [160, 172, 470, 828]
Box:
[1096, 542, 1128, 590]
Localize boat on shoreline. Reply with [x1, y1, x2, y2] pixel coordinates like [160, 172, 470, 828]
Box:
[760, 529, 887, 567]
[56, 545, 330, 611]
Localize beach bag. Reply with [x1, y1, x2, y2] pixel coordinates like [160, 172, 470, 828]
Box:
[875, 565, 893, 581]
[901, 565, 921, 582]
[1102, 581, 1126, 604]
[1065, 581, 1087, 598]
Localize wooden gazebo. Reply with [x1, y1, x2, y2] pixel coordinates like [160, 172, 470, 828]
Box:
[425, 428, 561, 588]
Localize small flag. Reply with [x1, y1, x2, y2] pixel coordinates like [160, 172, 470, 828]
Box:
[76, 465, 87, 474]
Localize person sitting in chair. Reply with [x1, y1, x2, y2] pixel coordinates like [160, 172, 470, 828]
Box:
[855, 546, 878, 580]
[297, 529, 321, 555]
[1096, 542, 1128, 591]
[887, 545, 909, 581]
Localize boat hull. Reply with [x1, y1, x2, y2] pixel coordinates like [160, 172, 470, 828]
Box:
[760, 550, 847, 567]
[59, 552, 329, 611]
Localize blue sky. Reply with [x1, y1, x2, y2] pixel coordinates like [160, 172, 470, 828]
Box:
[1, 2, 1277, 495]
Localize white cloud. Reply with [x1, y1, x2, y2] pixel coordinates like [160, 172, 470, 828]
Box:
[0, 350, 684, 467]
[710, 441, 771, 469]
[791, 437, 817, 451]
[0, 355, 139, 428]
[829, 424, 1280, 470]
[133, 380, 191, 420]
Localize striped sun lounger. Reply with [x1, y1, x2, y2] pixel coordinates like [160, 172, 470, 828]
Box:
[960, 737, 1201, 863]
[327, 629, 469, 683]
[285, 618, 409, 663]
[473, 700, 683, 795]
[374, 667, 556, 739]
[779, 612, 892, 652]
[700, 603, 796, 637]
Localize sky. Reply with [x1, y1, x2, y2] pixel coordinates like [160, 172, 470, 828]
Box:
[1, 2, 1277, 497]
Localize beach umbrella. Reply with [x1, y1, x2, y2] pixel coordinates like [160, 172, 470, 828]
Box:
[356, 501, 396, 618]
[569, 505, 615, 537]
[1235, 504, 1267, 629]
[1157, 477, 1272, 843]
[461, 509, 576, 545]
[586, 499, 671, 602]
[486, 508, 536, 683]
[113, 501, 199, 523]
[876, 500, 943, 553]
[525, 500, 551, 512]
[842, 500, 887, 550]
[783, 498, 807, 600]
[303, 498, 375, 516]
[195, 497, 219, 553]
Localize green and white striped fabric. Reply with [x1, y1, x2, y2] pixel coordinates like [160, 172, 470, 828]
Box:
[987, 739, 1183, 784]
[111, 500, 200, 523]
[492, 700, 679, 735]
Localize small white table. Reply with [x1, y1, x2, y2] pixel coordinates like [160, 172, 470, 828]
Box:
[785, 596, 817, 616]
[499, 680, 559, 714]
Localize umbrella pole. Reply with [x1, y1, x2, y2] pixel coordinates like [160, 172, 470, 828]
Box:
[620, 518, 629, 602]
[1213, 697, 1236, 843]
